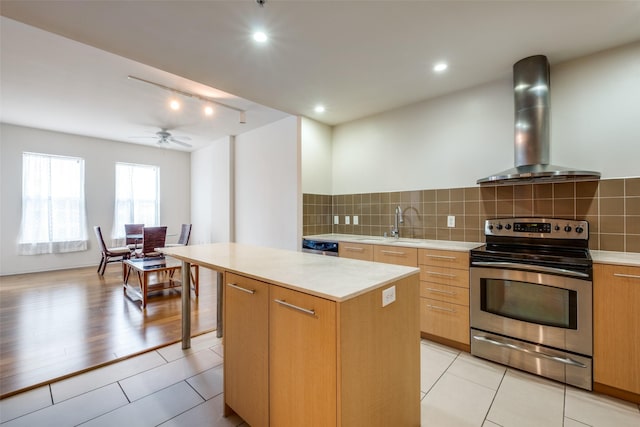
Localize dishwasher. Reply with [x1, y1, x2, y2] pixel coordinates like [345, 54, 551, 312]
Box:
[301, 238, 339, 256]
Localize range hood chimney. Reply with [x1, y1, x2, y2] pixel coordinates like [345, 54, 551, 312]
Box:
[477, 55, 600, 185]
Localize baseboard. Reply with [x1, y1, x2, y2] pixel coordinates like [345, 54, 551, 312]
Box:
[593, 382, 640, 404]
[420, 332, 471, 353]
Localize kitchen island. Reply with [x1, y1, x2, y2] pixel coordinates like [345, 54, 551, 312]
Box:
[160, 242, 421, 426]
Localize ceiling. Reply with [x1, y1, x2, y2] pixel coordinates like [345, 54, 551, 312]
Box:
[2, 1, 640, 152]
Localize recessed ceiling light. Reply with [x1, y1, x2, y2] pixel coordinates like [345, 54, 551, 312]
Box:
[204, 105, 214, 116]
[433, 62, 448, 73]
[314, 105, 326, 113]
[253, 31, 268, 43]
[169, 99, 181, 110]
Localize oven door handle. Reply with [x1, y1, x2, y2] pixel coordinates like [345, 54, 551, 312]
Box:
[472, 335, 587, 368]
[471, 261, 589, 278]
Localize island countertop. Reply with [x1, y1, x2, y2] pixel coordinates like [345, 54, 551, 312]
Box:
[159, 242, 419, 302]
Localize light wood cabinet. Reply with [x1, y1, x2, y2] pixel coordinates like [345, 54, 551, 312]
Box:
[270, 285, 337, 426]
[593, 263, 640, 402]
[339, 241, 374, 261]
[374, 244, 418, 267]
[223, 272, 270, 427]
[419, 248, 469, 270]
[418, 248, 470, 350]
[224, 272, 421, 426]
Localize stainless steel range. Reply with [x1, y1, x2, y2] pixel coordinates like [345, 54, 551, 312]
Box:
[470, 217, 593, 390]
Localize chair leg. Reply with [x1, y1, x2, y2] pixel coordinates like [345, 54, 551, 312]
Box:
[98, 256, 105, 275]
[100, 256, 108, 275]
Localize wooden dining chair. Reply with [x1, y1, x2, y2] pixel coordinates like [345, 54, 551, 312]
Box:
[93, 226, 130, 275]
[136, 226, 168, 258]
[124, 223, 144, 251]
[166, 224, 192, 247]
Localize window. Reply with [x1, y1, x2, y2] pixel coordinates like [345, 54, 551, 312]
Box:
[113, 162, 160, 239]
[18, 152, 88, 254]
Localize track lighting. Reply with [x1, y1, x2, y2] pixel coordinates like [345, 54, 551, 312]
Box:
[128, 75, 247, 124]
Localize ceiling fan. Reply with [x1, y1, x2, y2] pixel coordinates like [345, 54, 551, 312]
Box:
[130, 129, 192, 148]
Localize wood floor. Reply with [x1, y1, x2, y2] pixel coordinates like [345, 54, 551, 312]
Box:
[0, 261, 218, 398]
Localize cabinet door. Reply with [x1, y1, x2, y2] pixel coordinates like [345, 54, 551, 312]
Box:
[374, 245, 418, 266]
[224, 273, 269, 427]
[339, 241, 374, 261]
[594, 264, 640, 395]
[269, 285, 337, 426]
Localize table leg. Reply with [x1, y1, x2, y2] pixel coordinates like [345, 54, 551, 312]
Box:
[216, 271, 223, 338]
[142, 271, 148, 309]
[182, 260, 192, 349]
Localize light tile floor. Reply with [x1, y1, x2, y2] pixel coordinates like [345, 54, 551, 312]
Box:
[1, 333, 639, 426]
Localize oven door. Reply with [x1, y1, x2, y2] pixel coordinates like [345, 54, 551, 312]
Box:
[470, 266, 592, 356]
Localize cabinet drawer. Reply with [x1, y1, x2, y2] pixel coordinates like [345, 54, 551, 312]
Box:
[339, 242, 374, 261]
[420, 265, 469, 288]
[419, 249, 469, 269]
[374, 245, 418, 267]
[420, 298, 470, 345]
[420, 282, 469, 306]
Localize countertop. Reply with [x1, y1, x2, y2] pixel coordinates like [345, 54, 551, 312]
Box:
[306, 234, 640, 267]
[159, 242, 419, 302]
[304, 233, 482, 252]
[591, 250, 640, 267]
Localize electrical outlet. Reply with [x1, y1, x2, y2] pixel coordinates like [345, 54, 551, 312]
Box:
[345, 216, 350, 225]
[353, 216, 359, 225]
[334, 215, 339, 225]
[382, 285, 396, 307]
[447, 215, 455, 228]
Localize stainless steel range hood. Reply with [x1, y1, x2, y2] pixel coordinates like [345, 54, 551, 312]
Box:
[477, 55, 600, 185]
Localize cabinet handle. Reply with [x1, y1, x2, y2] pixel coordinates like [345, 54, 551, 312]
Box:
[426, 254, 456, 260]
[381, 250, 406, 256]
[344, 246, 364, 252]
[427, 304, 456, 313]
[425, 270, 456, 278]
[425, 287, 457, 296]
[613, 273, 640, 280]
[274, 299, 316, 316]
[227, 283, 256, 294]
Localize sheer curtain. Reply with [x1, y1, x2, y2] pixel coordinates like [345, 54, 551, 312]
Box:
[17, 152, 88, 255]
[112, 162, 159, 242]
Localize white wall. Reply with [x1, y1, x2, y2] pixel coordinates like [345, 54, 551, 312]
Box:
[190, 136, 233, 245]
[234, 116, 301, 251]
[331, 42, 640, 194]
[0, 123, 190, 275]
[301, 118, 333, 194]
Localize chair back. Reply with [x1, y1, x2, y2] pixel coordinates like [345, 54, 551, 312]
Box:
[124, 223, 144, 244]
[141, 226, 167, 256]
[93, 226, 108, 253]
[177, 224, 192, 245]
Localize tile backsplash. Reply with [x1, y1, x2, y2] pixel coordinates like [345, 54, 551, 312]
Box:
[303, 177, 640, 253]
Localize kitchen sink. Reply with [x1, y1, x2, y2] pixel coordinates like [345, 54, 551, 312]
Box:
[353, 237, 386, 243]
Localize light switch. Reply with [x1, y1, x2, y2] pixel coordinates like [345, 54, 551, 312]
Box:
[447, 215, 455, 228]
[353, 216, 359, 225]
[334, 215, 339, 225]
[345, 216, 350, 225]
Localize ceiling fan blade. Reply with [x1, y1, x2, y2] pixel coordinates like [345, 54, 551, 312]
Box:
[169, 138, 193, 148]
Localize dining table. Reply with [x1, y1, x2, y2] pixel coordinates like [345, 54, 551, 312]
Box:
[123, 256, 199, 308]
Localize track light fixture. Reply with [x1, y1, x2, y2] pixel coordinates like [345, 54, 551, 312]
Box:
[128, 75, 247, 124]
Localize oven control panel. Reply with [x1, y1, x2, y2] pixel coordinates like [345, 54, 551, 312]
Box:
[484, 218, 588, 239]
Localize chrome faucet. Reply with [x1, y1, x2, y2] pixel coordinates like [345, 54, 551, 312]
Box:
[391, 206, 404, 238]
